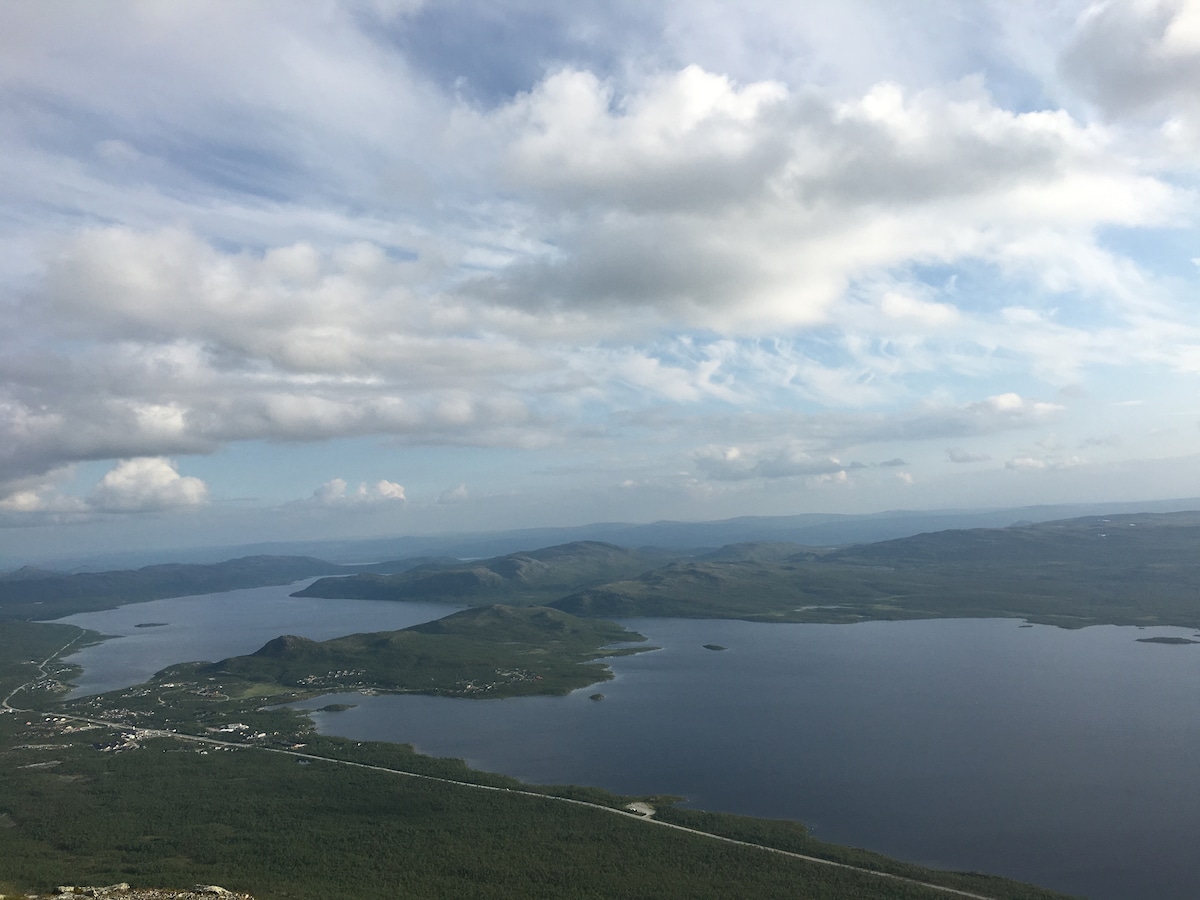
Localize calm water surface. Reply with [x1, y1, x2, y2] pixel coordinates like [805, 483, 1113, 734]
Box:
[57, 581, 458, 696]
[56, 597, 1200, 900]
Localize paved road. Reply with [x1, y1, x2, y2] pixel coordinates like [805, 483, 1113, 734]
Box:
[5, 640, 1003, 900]
[1, 632, 84, 712]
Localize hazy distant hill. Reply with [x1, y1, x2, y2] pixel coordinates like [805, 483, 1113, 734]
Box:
[0, 565, 63, 582]
[26, 496, 1200, 571]
[0, 556, 349, 621]
[293, 541, 674, 606]
[553, 511, 1200, 629]
[8, 511, 1200, 629]
[827, 510, 1200, 568]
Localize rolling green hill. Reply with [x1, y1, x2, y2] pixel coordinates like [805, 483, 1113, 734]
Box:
[553, 512, 1200, 628]
[186, 604, 648, 699]
[292, 541, 673, 606]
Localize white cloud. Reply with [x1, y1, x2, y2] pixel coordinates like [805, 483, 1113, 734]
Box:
[500, 66, 789, 214]
[313, 477, 407, 506]
[0, 489, 85, 514]
[1006, 456, 1048, 470]
[947, 447, 992, 464]
[880, 291, 960, 328]
[694, 443, 856, 481]
[809, 469, 851, 487]
[438, 482, 469, 504]
[474, 69, 1183, 333]
[313, 478, 351, 504]
[2, 30, 1189, 499]
[0, 490, 42, 513]
[1, 2, 1200, 538]
[1061, 0, 1200, 119]
[1005, 453, 1087, 471]
[88, 458, 209, 513]
[681, 391, 1069, 484]
[375, 479, 408, 501]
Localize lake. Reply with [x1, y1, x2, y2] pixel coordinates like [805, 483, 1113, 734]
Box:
[58, 589, 1200, 900]
[58, 580, 459, 697]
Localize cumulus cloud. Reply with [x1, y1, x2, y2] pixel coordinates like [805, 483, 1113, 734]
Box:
[2, 2, 1199, 530]
[313, 478, 407, 506]
[499, 66, 790, 214]
[814, 393, 1064, 445]
[947, 447, 992, 463]
[313, 479, 351, 504]
[473, 69, 1182, 331]
[684, 392, 1065, 483]
[1005, 453, 1086, 471]
[0, 488, 86, 515]
[1061, 0, 1200, 119]
[694, 444, 855, 481]
[1006, 456, 1048, 470]
[88, 458, 209, 513]
[375, 479, 408, 501]
[0, 228, 569, 490]
[809, 469, 851, 487]
[1058, 0, 1200, 158]
[438, 482, 469, 504]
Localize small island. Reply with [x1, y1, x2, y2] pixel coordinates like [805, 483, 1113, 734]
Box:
[1136, 636, 1199, 645]
[703, 644, 727, 651]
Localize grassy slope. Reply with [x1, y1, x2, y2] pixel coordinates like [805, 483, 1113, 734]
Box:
[193, 605, 648, 699]
[292, 541, 673, 606]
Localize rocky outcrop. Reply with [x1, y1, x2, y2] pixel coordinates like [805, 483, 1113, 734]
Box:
[1, 885, 254, 900]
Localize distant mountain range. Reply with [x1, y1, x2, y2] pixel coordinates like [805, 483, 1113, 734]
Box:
[296, 511, 1200, 630]
[7, 507, 1200, 630]
[549, 511, 1200, 628]
[16, 496, 1200, 572]
[293, 541, 673, 606]
[0, 556, 346, 621]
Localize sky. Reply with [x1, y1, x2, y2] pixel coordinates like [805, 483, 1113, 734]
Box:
[2, 0, 1200, 564]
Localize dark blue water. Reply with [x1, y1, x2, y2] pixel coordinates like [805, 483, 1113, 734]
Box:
[57, 597, 1200, 900]
[296, 617, 1200, 900]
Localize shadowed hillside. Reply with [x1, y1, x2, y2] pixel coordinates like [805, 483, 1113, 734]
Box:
[292, 541, 674, 606]
[553, 512, 1200, 629]
[0, 556, 350, 621]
